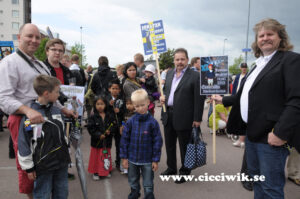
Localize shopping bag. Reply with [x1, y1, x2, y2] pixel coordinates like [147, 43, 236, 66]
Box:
[184, 127, 206, 170]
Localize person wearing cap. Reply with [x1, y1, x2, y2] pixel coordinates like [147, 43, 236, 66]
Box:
[140, 64, 158, 115]
[232, 63, 248, 95]
[140, 64, 158, 98]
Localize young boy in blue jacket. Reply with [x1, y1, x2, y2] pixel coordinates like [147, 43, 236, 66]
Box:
[120, 89, 162, 199]
[18, 75, 70, 199]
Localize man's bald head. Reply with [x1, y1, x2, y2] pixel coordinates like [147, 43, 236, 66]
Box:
[18, 23, 41, 57]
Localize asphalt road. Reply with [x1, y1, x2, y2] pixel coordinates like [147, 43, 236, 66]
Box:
[0, 105, 299, 199]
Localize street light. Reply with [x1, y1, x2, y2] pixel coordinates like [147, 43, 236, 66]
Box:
[223, 38, 227, 55]
[245, 0, 251, 64]
[80, 26, 83, 67]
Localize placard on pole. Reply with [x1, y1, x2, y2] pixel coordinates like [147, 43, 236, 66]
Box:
[200, 56, 229, 164]
[140, 20, 167, 112]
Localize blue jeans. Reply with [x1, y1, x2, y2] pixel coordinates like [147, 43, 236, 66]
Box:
[128, 162, 154, 198]
[33, 166, 68, 199]
[245, 138, 289, 199]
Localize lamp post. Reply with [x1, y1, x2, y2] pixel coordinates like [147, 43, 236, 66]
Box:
[223, 38, 227, 55]
[80, 26, 83, 67]
[245, 0, 251, 64]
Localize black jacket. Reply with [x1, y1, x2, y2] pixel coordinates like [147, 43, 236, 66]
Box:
[44, 59, 74, 85]
[143, 76, 158, 96]
[87, 111, 117, 148]
[91, 66, 117, 96]
[161, 67, 205, 131]
[224, 51, 300, 152]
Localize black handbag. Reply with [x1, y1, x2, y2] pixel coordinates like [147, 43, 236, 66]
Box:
[184, 127, 207, 170]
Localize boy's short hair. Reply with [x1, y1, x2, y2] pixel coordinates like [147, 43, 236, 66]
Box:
[33, 75, 61, 96]
[131, 89, 148, 103]
[71, 54, 80, 62]
[108, 79, 121, 88]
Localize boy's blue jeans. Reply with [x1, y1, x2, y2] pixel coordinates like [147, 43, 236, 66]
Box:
[33, 166, 68, 199]
[128, 162, 154, 198]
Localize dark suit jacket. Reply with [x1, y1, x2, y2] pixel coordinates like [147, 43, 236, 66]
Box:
[161, 67, 205, 131]
[223, 51, 300, 152]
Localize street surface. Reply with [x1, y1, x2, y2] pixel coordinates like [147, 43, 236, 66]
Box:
[0, 105, 299, 199]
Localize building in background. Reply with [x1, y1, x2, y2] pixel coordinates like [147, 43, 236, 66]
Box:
[0, 0, 31, 48]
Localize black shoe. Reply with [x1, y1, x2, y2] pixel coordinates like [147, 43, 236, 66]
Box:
[128, 189, 141, 199]
[68, 173, 75, 180]
[160, 168, 177, 175]
[0, 127, 3, 132]
[241, 181, 253, 191]
[175, 178, 186, 184]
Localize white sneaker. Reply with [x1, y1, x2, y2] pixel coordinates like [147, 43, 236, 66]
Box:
[233, 141, 245, 148]
[93, 174, 100, 181]
[122, 169, 128, 174]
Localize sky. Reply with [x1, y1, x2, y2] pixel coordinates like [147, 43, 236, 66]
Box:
[32, 0, 300, 68]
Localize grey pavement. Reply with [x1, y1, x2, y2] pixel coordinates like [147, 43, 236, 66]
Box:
[0, 106, 299, 199]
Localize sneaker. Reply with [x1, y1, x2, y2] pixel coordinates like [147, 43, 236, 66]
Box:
[233, 141, 245, 148]
[107, 173, 112, 178]
[122, 169, 128, 174]
[93, 174, 100, 181]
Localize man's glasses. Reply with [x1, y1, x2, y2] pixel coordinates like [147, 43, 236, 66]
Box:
[49, 48, 64, 53]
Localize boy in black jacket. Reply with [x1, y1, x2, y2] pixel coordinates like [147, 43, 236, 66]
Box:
[107, 79, 125, 170]
[18, 75, 70, 199]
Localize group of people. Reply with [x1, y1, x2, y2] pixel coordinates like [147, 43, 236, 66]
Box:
[0, 17, 299, 199]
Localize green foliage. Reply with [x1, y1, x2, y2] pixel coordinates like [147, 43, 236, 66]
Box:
[229, 55, 244, 75]
[158, 48, 175, 70]
[34, 38, 49, 61]
[71, 42, 86, 67]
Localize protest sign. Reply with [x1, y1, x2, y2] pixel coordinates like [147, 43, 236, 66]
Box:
[140, 20, 167, 55]
[200, 56, 228, 95]
[140, 19, 167, 112]
[60, 85, 85, 117]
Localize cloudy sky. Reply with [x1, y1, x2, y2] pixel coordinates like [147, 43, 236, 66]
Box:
[32, 0, 300, 68]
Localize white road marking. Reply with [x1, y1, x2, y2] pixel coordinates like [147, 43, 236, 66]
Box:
[104, 178, 113, 199]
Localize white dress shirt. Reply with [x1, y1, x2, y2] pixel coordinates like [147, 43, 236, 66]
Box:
[240, 51, 277, 123]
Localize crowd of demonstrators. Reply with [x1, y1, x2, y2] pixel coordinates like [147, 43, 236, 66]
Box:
[0, 23, 75, 199]
[120, 89, 163, 199]
[213, 18, 300, 198]
[70, 54, 86, 86]
[2, 18, 300, 199]
[18, 75, 70, 199]
[87, 96, 117, 179]
[160, 48, 206, 183]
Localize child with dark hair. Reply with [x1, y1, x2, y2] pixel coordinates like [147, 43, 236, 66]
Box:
[87, 96, 117, 180]
[107, 79, 126, 170]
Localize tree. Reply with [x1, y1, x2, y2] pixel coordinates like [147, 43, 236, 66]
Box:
[158, 48, 175, 70]
[229, 55, 244, 75]
[34, 38, 49, 61]
[71, 42, 87, 68]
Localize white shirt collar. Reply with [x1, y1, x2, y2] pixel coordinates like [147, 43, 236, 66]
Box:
[256, 50, 277, 66]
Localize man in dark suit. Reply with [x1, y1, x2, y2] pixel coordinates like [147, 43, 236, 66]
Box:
[160, 48, 205, 184]
[213, 18, 300, 198]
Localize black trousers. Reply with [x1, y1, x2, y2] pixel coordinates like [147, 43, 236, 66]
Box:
[163, 108, 191, 175]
